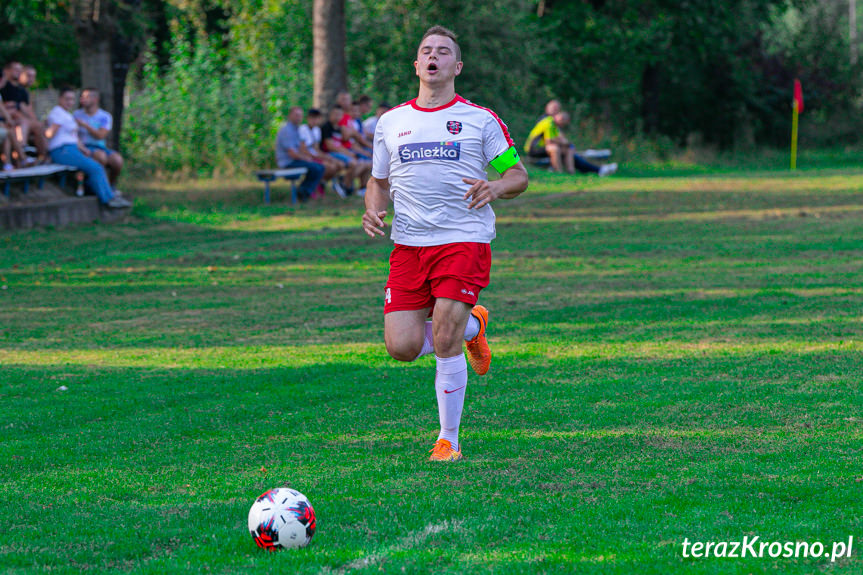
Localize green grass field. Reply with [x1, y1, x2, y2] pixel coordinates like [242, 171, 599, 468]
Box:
[2, 160, 862, 573]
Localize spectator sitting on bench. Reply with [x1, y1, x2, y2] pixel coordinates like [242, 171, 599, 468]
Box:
[0, 93, 24, 170]
[0, 61, 48, 164]
[74, 88, 124, 194]
[20, 65, 37, 91]
[350, 100, 374, 157]
[336, 91, 373, 158]
[20, 64, 49, 163]
[44, 86, 130, 208]
[356, 94, 374, 122]
[299, 108, 348, 198]
[354, 95, 374, 144]
[524, 110, 617, 176]
[275, 106, 325, 202]
[362, 101, 389, 138]
[321, 105, 371, 196]
[544, 98, 561, 117]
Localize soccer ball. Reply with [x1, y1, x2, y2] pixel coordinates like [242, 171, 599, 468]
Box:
[248, 487, 316, 550]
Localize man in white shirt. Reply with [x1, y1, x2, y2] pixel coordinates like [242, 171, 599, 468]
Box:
[362, 25, 528, 462]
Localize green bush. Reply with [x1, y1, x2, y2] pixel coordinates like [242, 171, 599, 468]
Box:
[123, 3, 313, 177]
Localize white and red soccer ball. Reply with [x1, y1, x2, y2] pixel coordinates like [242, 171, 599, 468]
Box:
[248, 487, 316, 550]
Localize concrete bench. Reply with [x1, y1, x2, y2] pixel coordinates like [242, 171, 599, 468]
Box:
[254, 168, 309, 204]
[0, 164, 79, 197]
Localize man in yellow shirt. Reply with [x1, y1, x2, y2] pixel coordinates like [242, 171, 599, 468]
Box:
[524, 111, 616, 176]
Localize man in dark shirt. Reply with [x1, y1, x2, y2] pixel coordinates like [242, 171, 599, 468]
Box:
[1, 61, 47, 163]
[0, 93, 23, 170]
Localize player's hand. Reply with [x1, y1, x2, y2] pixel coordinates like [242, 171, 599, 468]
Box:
[362, 209, 388, 238]
[462, 178, 504, 210]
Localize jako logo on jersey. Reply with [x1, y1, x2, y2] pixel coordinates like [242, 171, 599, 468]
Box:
[398, 131, 412, 138]
[398, 141, 461, 162]
[446, 120, 462, 135]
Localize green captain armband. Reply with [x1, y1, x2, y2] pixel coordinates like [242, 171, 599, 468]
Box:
[489, 145, 520, 174]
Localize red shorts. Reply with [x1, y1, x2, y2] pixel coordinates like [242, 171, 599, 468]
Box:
[384, 242, 491, 314]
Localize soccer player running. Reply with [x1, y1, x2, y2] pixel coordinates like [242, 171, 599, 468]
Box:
[362, 26, 529, 462]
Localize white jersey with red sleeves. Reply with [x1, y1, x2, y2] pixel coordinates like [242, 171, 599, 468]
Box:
[372, 94, 515, 247]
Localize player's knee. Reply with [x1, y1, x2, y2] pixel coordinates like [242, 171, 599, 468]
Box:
[385, 340, 420, 362]
[431, 332, 462, 357]
[384, 328, 423, 362]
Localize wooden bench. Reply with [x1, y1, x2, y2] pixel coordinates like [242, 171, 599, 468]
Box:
[254, 168, 309, 204]
[0, 164, 79, 197]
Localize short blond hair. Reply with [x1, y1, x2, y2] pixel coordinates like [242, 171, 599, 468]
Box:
[418, 26, 461, 61]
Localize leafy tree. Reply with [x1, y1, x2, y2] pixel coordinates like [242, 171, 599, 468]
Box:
[532, 0, 839, 148]
[72, 0, 158, 149]
[761, 0, 862, 144]
[123, 0, 313, 173]
[0, 1, 79, 86]
[0, 1, 161, 148]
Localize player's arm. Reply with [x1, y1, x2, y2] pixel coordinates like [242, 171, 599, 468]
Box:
[362, 176, 390, 238]
[495, 161, 529, 199]
[463, 145, 529, 210]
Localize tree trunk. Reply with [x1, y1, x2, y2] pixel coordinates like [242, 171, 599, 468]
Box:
[72, 0, 140, 150]
[78, 34, 114, 108]
[313, 0, 347, 110]
[640, 63, 660, 134]
[110, 34, 135, 152]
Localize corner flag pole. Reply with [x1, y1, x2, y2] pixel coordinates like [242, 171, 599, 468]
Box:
[790, 78, 803, 171]
[790, 99, 799, 170]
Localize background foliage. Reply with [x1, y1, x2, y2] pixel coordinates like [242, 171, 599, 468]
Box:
[0, 0, 78, 87]
[2, 0, 862, 174]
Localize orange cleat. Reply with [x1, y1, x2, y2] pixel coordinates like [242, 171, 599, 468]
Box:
[465, 305, 491, 375]
[428, 438, 463, 462]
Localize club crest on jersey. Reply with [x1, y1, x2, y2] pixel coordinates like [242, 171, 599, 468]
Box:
[446, 120, 462, 135]
[398, 141, 461, 163]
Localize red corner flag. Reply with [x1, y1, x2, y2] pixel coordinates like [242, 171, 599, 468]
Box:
[793, 79, 804, 113]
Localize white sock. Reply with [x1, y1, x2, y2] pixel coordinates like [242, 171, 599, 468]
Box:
[434, 354, 468, 451]
[414, 321, 435, 360]
[463, 314, 480, 341]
